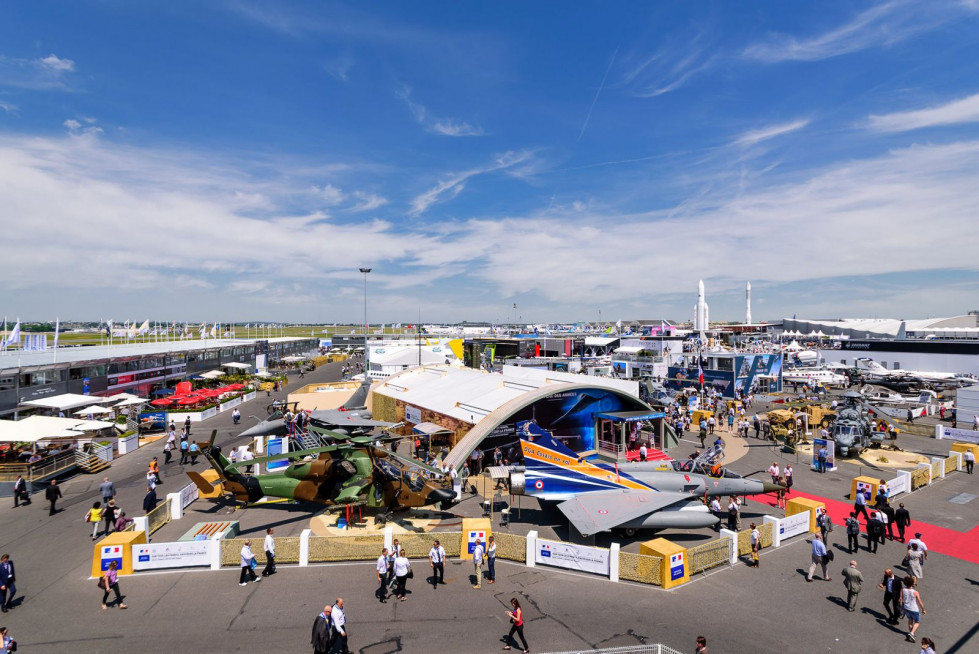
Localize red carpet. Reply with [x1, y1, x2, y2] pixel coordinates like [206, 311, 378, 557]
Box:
[624, 447, 671, 462]
[778, 489, 979, 565]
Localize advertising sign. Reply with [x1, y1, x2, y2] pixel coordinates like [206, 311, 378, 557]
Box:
[179, 482, 199, 509]
[405, 405, 422, 424]
[534, 538, 610, 575]
[139, 411, 167, 431]
[467, 529, 486, 555]
[855, 481, 874, 502]
[266, 437, 289, 472]
[132, 541, 211, 571]
[669, 552, 685, 581]
[939, 427, 979, 444]
[811, 438, 836, 471]
[779, 511, 810, 539]
[100, 545, 123, 572]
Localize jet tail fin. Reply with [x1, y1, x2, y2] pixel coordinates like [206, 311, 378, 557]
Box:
[518, 420, 582, 469]
[202, 429, 235, 481]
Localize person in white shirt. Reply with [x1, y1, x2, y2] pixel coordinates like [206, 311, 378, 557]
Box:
[768, 463, 780, 485]
[639, 444, 648, 462]
[710, 497, 723, 531]
[262, 527, 276, 577]
[242, 449, 255, 473]
[471, 538, 485, 589]
[784, 465, 794, 493]
[331, 597, 348, 653]
[393, 550, 411, 601]
[449, 465, 461, 501]
[965, 448, 975, 474]
[907, 533, 928, 566]
[375, 548, 389, 603]
[429, 540, 446, 588]
[487, 535, 497, 584]
[239, 541, 259, 586]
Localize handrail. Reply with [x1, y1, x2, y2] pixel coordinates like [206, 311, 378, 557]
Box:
[0, 450, 78, 482]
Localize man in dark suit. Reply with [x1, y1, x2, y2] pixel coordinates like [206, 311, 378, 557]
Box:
[866, 513, 884, 553]
[45, 480, 62, 515]
[0, 554, 15, 612]
[12, 476, 28, 507]
[878, 567, 901, 625]
[894, 503, 911, 542]
[142, 486, 158, 512]
[310, 604, 333, 654]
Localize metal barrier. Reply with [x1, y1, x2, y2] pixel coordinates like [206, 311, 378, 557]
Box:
[944, 456, 957, 474]
[493, 532, 527, 562]
[542, 644, 684, 654]
[736, 523, 773, 556]
[145, 501, 171, 535]
[0, 450, 77, 482]
[910, 467, 930, 490]
[394, 532, 461, 558]
[689, 537, 731, 574]
[220, 537, 302, 566]
[308, 534, 388, 562]
[617, 551, 663, 586]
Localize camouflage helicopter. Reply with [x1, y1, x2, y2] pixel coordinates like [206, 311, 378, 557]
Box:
[187, 430, 455, 521]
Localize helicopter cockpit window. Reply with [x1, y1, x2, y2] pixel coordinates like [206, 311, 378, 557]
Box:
[403, 470, 425, 492]
[376, 459, 401, 481]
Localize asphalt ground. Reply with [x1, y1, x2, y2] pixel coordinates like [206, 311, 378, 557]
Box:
[0, 370, 976, 653]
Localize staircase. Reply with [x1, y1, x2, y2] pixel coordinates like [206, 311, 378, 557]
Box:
[75, 449, 112, 474]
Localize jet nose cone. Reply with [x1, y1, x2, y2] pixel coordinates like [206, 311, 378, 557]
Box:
[426, 488, 456, 505]
[762, 481, 785, 494]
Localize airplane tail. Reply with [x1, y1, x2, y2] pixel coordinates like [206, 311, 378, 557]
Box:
[201, 429, 235, 481]
[517, 420, 581, 469]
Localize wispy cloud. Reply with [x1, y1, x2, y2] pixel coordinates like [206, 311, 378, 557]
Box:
[325, 53, 355, 82]
[734, 118, 811, 146]
[0, 100, 17, 114]
[397, 86, 485, 137]
[867, 92, 979, 132]
[410, 150, 532, 216]
[350, 191, 388, 212]
[0, 53, 77, 90]
[309, 183, 344, 205]
[63, 117, 103, 136]
[743, 1, 968, 63]
[617, 28, 717, 98]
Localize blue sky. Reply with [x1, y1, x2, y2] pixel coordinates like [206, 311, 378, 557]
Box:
[2, 1, 979, 324]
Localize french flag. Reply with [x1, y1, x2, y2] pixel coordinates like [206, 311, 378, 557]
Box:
[698, 360, 704, 386]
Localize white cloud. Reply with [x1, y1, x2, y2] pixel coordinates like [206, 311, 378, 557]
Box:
[431, 119, 484, 137]
[325, 53, 355, 82]
[40, 54, 75, 72]
[63, 117, 103, 136]
[867, 92, 979, 132]
[397, 86, 484, 136]
[409, 150, 532, 216]
[618, 28, 717, 98]
[734, 118, 810, 146]
[350, 191, 387, 212]
[310, 183, 344, 205]
[0, 100, 17, 114]
[743, 1, 966, 63]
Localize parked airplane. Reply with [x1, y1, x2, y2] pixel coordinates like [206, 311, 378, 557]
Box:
[852, 358, 975, 389]
[783, 367, 847, 387]
[507, 424, 781, 537]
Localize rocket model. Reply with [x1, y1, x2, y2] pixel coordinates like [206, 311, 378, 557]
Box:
[746, 281, 752, 324]
[693, 279, 709, 338]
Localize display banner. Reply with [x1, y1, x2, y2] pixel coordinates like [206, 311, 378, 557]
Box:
[887, 473, 909, 497]
[811, 438, 836, 471]
[938, 426, 979, 444]
[669, 552, 685, 581]
[405, 405, 422, 424]
[179, 482, 199, 509]
[534, 538, 610, 575]
[132, 541, 211, 570]
[99, 544, 123, 572]
[779, 511, 810, 540]
[266, 437, 289, 472]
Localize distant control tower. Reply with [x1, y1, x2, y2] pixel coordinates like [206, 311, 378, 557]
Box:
[746, 281, 752, 324]
[693, 279, 710, 339]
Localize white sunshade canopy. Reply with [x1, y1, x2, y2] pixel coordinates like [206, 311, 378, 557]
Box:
[113, 397, 147, 407]
[282, 355, 308, 363]
[104, 393, 141, 403]
[73, 405, 114, 415]
[0, 415, 115, 442]
[198, 370, 225, 379]
[19, 393, 114, 412]
[614, 346, 644, 354]
[222, 361, 251, 369]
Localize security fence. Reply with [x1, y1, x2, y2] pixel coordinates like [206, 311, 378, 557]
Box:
[930, 459, 943, 480]
[309, 534, 387, 562]
[617, 551, 663, 586]
[494, 532, 527, 562]
[221, 537, 303, 566]
[689, 537, 731, 575]
[943, 455, 957, 475]
[145, 501, 171, 535]
[910, 467, 930, 490]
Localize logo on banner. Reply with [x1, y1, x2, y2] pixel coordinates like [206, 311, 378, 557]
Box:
[669, 552, 685, 580]
[540, 543, 551, 558]
[467, 530, 486, 554]
[101, 545, 123, 571]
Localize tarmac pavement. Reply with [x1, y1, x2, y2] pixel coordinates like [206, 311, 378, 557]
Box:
[0, 373, 976, 653]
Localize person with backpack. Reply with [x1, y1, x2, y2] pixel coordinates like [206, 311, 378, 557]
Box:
[845, 512, 861, 553]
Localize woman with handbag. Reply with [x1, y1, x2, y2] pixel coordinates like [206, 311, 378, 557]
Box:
[503, 597, 529, 652]
[0, 626, 15, 653]
[393, 549, 411, 601]
[239, 541, 260, 586]
[99, 561, 127, 610]
[86, 502, 103, 540]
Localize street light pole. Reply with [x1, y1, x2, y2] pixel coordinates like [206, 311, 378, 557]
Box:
[359, 268, 372, 339]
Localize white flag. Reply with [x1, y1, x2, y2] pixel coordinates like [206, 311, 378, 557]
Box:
[3, 320, 20, 348]
[54, 318, 60, 349]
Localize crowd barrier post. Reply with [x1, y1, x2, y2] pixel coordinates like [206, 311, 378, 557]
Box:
[609, 543, 620, 582]
[917, 462, 931, 486]
[133, 516, 149, 534]
[895, 470, 912, 495]
[383, 525, 393, 551]
[209, 539, 221, 570]
[949, 451, 963, 471]
[167, 492, 183, 520]
[763, 515, 781, 548]
[719, 529, 737, 565]
[525, 530, 537, 568]
[931, 457, 946, 480]
[299, 529, 311, 567]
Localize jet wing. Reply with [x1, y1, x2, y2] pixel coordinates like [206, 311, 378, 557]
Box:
[309, 410, 393, 429]
[557, 489, 694, 537]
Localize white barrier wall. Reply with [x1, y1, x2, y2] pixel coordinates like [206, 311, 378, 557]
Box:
[936, 424, 979, 444]
[132, 540, 213, 570]
[534, 537, 611, 575]
[778, 510, 811, 540]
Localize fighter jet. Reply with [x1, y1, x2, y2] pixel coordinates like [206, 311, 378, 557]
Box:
[508, 425, 781, 537]
[187, 430, 454, 519]
[238, 381, 390, 439]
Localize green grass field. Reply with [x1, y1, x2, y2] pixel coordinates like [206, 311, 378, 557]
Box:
[0, 325, 413, 348]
